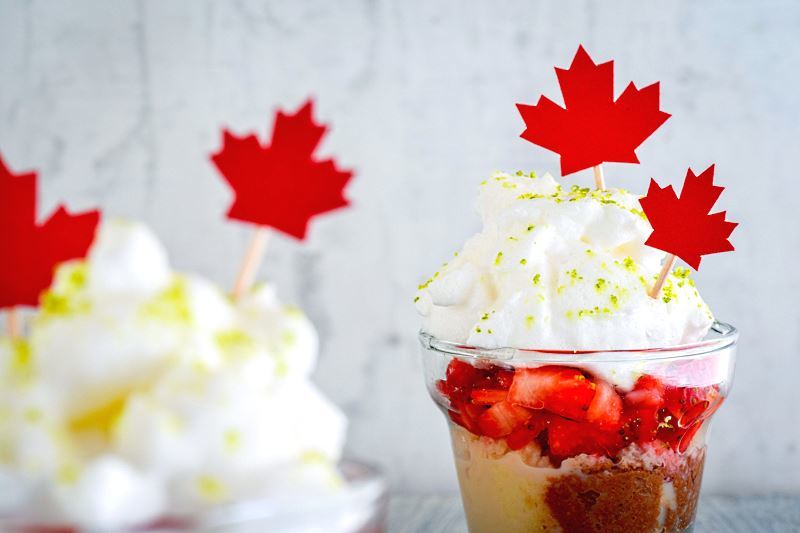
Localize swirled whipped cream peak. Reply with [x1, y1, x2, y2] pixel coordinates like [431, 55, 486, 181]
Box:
[415, 171, 713, 352]
[0, 219, 346, 529]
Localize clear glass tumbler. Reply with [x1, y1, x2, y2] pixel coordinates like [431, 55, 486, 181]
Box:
[420, 322, 737, 533]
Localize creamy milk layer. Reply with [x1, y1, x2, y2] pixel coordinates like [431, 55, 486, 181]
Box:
[0, 219, 346, 529]
[415, 171, 713, 355]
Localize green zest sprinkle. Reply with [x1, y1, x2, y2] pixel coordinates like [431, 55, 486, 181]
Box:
[413, 296, 420, 303]
[610, 294, 619, 309]
[526, 224, 535, 232]
[481, 312, 490, 321]
[141, 278, 192, 324]
[532, 273, 541, 285]
[623, 257, 636, 272]
[520, 258, 527, 265]
[525, 315, 535, 328]
[662, 279, 676, 304]
[566, 269, 583, 284]
[515, 185, 646, 218]
[515, 170, 524, 176]
[475, 326, 482, 333]
[595, 278, 607, 292]
[494, 251, 503, 265]
[576, 306, 611, 319]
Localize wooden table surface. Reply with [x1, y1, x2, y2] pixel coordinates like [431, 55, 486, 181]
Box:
[387, 494, 800, 532]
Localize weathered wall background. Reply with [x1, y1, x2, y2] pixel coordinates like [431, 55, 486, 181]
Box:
[1, 0, 797, 493]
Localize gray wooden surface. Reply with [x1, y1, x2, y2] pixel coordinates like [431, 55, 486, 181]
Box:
[387, 494, 800, 532]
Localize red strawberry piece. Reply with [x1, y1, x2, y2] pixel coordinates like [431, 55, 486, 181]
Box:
[678, 421, 702, 453]
[625, 375, 665, 408]
[548, 417, 623, 459]
[446, 359, 479, 389]
[507, 428, 538, 450]
[663, 384, 722, 427]
[471, 389, 509, 405]
[447, 409, 465, 428]
[460, 401, 488, 435]
[477, 401, 532, 438]
[493, 368, 515, 389]
[621, 406, 660, 444]
[586, 380, 623, 429]
[508, 366, 596, 421]
[443, 359, 480, 404]
[678, 400, 709, 428]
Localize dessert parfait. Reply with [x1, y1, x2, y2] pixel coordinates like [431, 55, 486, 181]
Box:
[415, 45, 738, 533]
[415, 171, 737, 533]
[0, 99, 383, 531]
[0, 220, 383, 531]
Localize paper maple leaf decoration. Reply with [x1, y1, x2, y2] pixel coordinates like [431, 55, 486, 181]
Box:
[639, 165, 737, 270]
[0, 154, 100, 308]
[516, 45, 671, 176]
[210, 99, 353, 240]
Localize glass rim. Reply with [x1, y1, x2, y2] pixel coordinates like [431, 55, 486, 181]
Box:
[419, 321, 737, 364]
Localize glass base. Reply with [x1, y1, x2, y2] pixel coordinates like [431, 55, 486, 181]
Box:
[449, 424, 704, 533]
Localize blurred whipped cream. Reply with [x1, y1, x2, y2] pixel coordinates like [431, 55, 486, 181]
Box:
[0, 219, 346, 529]
[415, 171, 713, 354]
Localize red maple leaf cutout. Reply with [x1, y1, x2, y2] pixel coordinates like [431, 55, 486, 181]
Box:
[639, 165, 737, 270]
[0, 154, 101, 308]
[210, 99, 353, 240]
[516, 45, 671, 176]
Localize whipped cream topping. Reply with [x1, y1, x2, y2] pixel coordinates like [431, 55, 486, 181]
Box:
[0, 219, 346, 529]
[415, 171, 714, 354]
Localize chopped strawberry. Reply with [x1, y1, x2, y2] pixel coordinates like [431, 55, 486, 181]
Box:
[507, 428, 538, 450]
[493, 368, 515, 389]
[470, 389, 508, 405]
[446, 359, 479, 389]
[586, 380, 623, 429]
[678, 421, 702, 453]
[621, 406, 660, 444]
[447, 409, 464, 427]
[508, 366, 596, 421]
[441, 359, 480, 404]
[548, 417, 623, 459]
[460, 401, 487, 434]
[677, 400, 709, 428]
[625, 375, 665, 408]
[477, 401, 532, 438]
[663, 384, 720, 427]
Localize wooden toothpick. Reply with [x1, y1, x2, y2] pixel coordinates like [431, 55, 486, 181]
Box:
[231, 228, 269, 300]
[648, 253, 676, 299]
[593, 164, 606, 190]
[7, 308, 20, 339]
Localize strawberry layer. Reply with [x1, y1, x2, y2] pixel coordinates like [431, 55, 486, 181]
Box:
[437, 359, 723, 462]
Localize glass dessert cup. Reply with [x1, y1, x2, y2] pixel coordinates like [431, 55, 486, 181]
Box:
[0, 460, 387, 533]
[420, 322, 737, 533]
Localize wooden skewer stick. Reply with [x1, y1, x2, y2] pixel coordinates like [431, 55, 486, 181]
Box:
[592, 164, 606, 191]
[648, 253, 677, 299]
[7, 307, 20, 339]
[232, 228, 269, 300]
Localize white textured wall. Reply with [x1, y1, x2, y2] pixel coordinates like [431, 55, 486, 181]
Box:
[1, 0, 798, 494]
